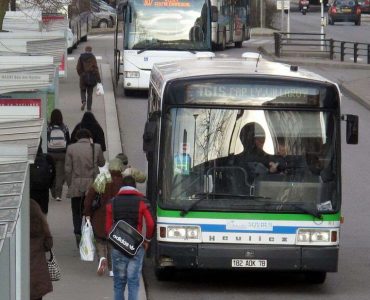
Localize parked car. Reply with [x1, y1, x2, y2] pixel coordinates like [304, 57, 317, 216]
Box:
[91, 0, 117, 28]
[358, 0, 370, 13]
[328, 0, 362, 25]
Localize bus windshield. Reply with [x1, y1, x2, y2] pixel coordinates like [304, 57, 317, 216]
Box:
[161, 108, 339, 215]
[125, 0, 211, 51]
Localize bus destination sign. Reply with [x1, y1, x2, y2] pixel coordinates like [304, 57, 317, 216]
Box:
[185, 83, 320, 106]
[144, 0, 191, 7]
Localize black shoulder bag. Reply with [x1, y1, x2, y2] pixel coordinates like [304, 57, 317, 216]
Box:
[108, 198, 144, 257]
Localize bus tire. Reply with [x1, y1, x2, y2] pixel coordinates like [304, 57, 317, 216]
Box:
[81, 35, 87, 42]
[235, 41, 242, 48]
[305, 271, 327, 284]
[124, 88, 135, 97]
[155, 267, 175, 281]
[218, 30, 226, 51]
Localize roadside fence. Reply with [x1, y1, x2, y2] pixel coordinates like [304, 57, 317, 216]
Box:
[274, 32, 370, 64]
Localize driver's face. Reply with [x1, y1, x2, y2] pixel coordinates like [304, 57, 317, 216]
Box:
[255, 137, 265, 149]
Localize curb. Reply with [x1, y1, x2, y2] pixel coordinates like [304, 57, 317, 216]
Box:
[101, 63, 122, 160]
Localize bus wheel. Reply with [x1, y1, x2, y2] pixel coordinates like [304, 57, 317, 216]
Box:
[124, 88, 135, 97]
[218, 30, 226, 51]
[235, 41, 243, 48]
[155, 267, 175, 281]
[305, 271, 326, 284]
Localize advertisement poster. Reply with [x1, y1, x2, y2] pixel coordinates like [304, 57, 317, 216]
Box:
[0, 98, 42, 122]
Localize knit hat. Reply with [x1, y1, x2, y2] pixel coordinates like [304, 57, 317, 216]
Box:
[116, 153, 128, 165]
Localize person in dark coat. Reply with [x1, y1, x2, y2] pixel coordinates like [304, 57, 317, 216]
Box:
[70, 111, 107, 152]
[30, 198, 53, 300]
[76, 45, 101, 111]
[30, 141, 56, 214]
[84, 158, 125, 276]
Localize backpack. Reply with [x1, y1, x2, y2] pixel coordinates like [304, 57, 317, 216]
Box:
[47, 125, 67, 152]
[30, 154, 53, 190]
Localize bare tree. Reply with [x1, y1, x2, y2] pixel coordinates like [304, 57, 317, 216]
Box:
[0, 0, 11, 31]
[0, 0, 72, 30]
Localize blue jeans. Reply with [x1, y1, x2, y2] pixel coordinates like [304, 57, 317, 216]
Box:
[111, 247, 145, 300]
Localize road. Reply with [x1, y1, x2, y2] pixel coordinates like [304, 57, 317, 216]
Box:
[280, 11, 370, 43]
[83, 23, 370, 299]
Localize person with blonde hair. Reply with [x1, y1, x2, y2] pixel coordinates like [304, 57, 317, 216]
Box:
[84, 158, 125, 276]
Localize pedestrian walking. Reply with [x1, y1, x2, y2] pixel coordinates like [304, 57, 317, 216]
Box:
[76, 45, 101, 111]
[105, 175, 155, 300]
[47, 109, 70, 201]
[30, 198, 53, 300]
[30, 141, 56, 215]
[84, 158, 125, 276]
[65, 128, 105, 247]
[71, 111, 107, 152]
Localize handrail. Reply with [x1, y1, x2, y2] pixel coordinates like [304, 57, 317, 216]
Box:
[274, 32, 370, 64]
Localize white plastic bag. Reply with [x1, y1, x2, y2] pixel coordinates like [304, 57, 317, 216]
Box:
[96, 83, 104, 96]
[79, 219, 95, 261]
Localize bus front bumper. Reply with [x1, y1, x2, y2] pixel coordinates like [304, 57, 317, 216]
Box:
[156, 242, 338, 272]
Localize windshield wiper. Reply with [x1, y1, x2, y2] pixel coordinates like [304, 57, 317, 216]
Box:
[180, 193, 271, 217]
[279, 202, 322, 219]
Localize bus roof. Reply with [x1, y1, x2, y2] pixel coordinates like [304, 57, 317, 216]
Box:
[150, 53, 337, 95]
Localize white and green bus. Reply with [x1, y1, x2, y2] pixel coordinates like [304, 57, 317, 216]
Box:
[115, 0, 216, 96]
[143, 53, 358, 283]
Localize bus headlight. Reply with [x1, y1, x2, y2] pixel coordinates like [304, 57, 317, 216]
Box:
[124, 71, 140, 78]
[165, 226, 201, 240]
[296, 229, 334, 245]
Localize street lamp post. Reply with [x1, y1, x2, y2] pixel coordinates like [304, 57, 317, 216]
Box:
[193, 113, 199, 167]
[320, 0, 325, 51]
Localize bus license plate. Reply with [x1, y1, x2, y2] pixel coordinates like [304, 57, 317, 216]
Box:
[231, 259, 267, 268]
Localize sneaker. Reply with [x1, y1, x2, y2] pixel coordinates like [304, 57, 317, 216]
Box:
[81, 101, 86, 111]
[56, 197, 61, 201]
[109, 270, 114, 277]
[97, 257, 107, 276]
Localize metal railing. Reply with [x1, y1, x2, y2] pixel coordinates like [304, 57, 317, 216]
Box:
[274, 32, 370, 64]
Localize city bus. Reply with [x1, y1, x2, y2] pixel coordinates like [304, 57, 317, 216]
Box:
[211, 0, 251, 50]
[143, 53, 359, 283]
[114, 0, 215, 96]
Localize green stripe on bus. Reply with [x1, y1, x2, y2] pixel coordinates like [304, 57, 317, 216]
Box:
[157, 207, 341, 221]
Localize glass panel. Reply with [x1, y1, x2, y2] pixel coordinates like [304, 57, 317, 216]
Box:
[126, 0, 210, 50]
[161, 108, 338, 215]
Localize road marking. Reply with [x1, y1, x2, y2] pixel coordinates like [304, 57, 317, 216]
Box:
[68, 57, 75, 61]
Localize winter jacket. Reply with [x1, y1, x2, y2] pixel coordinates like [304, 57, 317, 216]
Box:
[84, 171, 124, 239]
[105, 186, 155, 241]
[30, 199, 53, 299]
[30, 153, 56, 214]
[76, 52, 101, 89]
[71, 122, 107, 152]
[65, 138, 105, 198]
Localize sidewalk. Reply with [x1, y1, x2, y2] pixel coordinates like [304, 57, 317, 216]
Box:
[249, 27, 370, 109]
[44, 56, 147, 299]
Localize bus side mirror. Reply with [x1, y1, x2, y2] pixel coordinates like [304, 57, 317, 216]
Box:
[143, 121, 157, 153]
[211, 6, 218, 22]
[342, 114, 359, 144]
